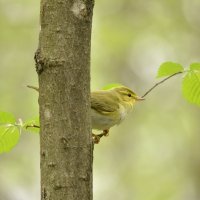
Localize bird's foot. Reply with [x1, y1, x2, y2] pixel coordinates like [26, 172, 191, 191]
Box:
[92, 129, 110, 144]
[92, 133, 102, 144]
[103, 129, 109, 137]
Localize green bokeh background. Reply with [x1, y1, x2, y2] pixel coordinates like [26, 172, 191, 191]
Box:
[0, 0, 200, 199]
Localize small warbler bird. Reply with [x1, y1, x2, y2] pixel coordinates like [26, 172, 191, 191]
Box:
[91, 85, 144, 143]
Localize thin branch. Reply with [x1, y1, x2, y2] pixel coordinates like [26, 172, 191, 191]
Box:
[26, 124, 40, 129]
[27, 85, 39, 92]
[142, 72, 183, 98]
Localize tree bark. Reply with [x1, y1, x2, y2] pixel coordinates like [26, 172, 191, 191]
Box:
[35, 1, 94, 199]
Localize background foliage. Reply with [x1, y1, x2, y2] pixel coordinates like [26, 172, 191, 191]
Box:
[0, 0, 200, 199]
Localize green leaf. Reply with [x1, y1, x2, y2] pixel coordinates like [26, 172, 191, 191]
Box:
[102, 83, 123, 90]
[23, 117, 40, 133]
[0, 111, 15, 125]
[157, 62, 184, 78]
[190, 63, 200, 71]
[182, 70, 200, 107]
[0, 125, 20, 153]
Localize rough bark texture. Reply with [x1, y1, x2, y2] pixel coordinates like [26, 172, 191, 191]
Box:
[36, 0, 94, 200]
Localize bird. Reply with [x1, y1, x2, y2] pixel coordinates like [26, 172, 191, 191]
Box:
[91, 85, 144, 143]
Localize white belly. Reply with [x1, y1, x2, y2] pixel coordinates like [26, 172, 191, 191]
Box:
[91, 109, 119, 130]
[91, 104, 132, 130]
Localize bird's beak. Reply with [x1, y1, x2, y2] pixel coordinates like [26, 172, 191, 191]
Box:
[135, 96, 145, 101]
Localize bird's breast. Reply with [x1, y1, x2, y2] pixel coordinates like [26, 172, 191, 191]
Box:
[118, 103, 133, 123]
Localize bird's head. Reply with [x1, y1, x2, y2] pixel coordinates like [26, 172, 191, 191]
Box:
[112, 86, 144, 107]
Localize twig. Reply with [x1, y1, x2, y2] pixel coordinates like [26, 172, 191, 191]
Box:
[26, 124, 40, 129]
[142, 72, 183, 98]
[27, 85, 39, 92]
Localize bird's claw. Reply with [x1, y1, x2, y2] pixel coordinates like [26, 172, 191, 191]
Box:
[103, 129, 109, 137]
[92, 135, 101, 144]
[92, 129, 109, 144]
[92, 134, 101, 144]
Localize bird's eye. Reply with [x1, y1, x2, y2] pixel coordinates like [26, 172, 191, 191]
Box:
[128, 93, 132, 97]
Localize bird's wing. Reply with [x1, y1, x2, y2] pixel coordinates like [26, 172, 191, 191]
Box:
[91, 91, 119, 114]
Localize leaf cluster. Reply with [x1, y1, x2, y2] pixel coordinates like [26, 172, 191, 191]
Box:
[157, 62, 200, 107]
[0, 112, 39, 153]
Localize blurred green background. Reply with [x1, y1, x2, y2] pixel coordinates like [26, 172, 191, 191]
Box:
[0, 0, 200, 199]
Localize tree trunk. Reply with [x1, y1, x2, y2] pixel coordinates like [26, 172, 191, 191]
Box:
[35, 1, 94, 199]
